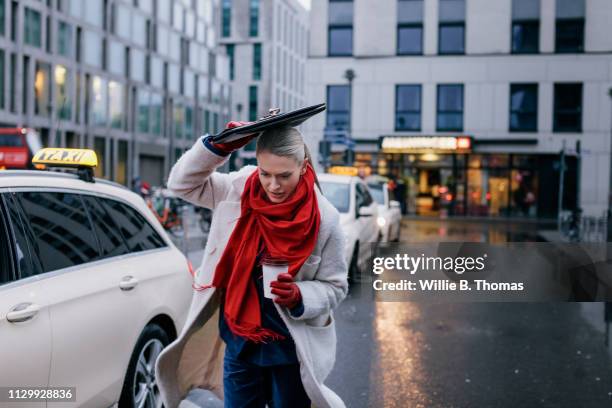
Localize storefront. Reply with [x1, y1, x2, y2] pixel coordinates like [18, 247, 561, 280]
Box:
[338, 136, 577, 219]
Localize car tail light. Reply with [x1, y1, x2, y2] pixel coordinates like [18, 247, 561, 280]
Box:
[4, 152, 28, 166]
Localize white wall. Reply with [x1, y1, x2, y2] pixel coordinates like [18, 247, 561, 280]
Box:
[466, 0, 511, 54]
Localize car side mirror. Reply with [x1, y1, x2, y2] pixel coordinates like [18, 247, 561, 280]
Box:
[358, 206, 374, 217]
[390, 201, 400, 209]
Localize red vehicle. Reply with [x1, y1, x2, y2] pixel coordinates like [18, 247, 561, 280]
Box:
[0, 128, 43, 170]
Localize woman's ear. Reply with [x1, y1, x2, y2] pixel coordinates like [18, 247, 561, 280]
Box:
[300, 158, 308, 175]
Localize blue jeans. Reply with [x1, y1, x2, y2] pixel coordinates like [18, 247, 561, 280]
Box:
[223, 351, 311, 408]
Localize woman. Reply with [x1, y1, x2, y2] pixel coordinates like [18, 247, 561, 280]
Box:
[155, 122, 348, 408]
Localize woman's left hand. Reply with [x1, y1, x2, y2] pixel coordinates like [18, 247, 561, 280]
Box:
[270, 273, 302, 309]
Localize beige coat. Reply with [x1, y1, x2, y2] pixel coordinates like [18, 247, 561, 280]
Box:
[155, 139, 349, 408]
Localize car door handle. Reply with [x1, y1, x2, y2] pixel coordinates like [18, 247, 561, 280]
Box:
[6, 302, 40, 323]
[119, 276, 139, 291]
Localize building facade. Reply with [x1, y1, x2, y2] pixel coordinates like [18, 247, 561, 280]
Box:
[304, 0, 612, 218]
[0, 0, 231, 187]
[217, 0, 308, 164]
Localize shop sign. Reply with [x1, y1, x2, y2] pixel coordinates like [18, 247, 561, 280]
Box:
[381, 136, 472, 153]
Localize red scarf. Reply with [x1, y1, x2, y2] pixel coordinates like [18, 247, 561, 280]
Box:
[198, 164, 320, 343]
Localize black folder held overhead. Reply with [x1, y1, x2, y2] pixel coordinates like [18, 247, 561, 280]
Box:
[211, 103, 326, 144]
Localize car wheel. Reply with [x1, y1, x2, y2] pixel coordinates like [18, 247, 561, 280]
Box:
[119, 323, 170, 408]
[348, 243, 360, 284]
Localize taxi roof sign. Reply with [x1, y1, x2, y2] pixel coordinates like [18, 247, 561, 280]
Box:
[327, 166, 359, 176]
[32, 148, 98, 182]
[33, 148, 98, 168]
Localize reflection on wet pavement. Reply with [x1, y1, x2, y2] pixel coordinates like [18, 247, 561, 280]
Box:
[370, 302, 428, 408]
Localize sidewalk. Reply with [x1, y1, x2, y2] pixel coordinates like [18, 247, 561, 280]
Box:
[537, 229, 570, 242]
[403, 214, 557, 226]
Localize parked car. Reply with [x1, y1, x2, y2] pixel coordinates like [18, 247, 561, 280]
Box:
[319, 173, 380, 282]
[0, 127, 43, 170]
[0, 148, 192, 408]
[366, 177, 402, 242]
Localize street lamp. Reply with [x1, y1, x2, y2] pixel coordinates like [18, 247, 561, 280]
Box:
[607, 88, 612, 243]
[343, 69, 356, 165]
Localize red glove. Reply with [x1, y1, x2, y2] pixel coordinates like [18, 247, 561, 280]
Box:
[270, 273, 302, 309]
[211, 121, 257, 154]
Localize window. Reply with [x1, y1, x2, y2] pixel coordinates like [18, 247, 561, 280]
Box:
[130, 48, 145, 82]
[83, 0, 104, 27]
[4, 193, 44, 278]
[512, 0, 539, 54]
[55, 65, 71, 120]
[34, 62, 51, 117]
[438, 0, 465, 55]
[114, 3, 131, 39]
[0, 196, 13, 284]
[437, 84, 463, 131]
[93, 137, 106, 178]
[226, 44, 234, 80]
[0, 0, 5, 36]
[108, 41, 125, 76]
[555, 0, 584, 53]
[249, 0, 259, 37]
[83, 30, 103, 68]
[319, 182, 350, 213]
[157, 0, 170, 23]
[328, 0, 353, 56]
[173, 102, 184, 138]
[137, 89, 149, 133]
[326, 85, 350, 130]
[91, 76, 108, 127]
[395, 85, 421, 131]
[109, 81, 123, 129]
[556, 20, 584, 53]
[185, 105, 194, 139]
[510, 84, 537, 132]
[172, 3, 183, 32]
[0, 50, 4, 110]
[222, 0, 231, 37]
[101, 199, 166, 252]
[553, 83, 582, 132]
[117, 140, 128, 185]
[397, 0, 423, 55]
[249, 85, 258, 121]
[150, 92, 162, 135]
[24, 7, 42, 47]
[57, 21, 72, 57]
[253, 43, 261, 80]
[356, 183, 373, 211]
[81, 196, 129, 258]
[17, 192, 99, 273]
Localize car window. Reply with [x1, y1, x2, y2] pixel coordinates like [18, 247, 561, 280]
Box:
[0, 195, 14, 285]
[356, 183, 373, 208]
[367, 184, 385, 205]
[82, 195, 130, 258]
[0, 134, 25, 147]
[101, 198, 166, 252]
[17, 191, 100, 273]
[319, 181, 350, 213]
[4, 193, 44, 278]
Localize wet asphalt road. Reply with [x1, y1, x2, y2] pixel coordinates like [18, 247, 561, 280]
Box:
[327, 219, 612, 407]
[180, 217, 612, 407]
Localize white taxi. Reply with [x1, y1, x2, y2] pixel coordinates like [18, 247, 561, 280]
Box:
[0, 149, 192, 408]
[366, 176, 402, 242]
[318, 173, 379, 282]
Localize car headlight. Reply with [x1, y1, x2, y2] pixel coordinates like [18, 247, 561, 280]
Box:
[377, 216, 386, 228]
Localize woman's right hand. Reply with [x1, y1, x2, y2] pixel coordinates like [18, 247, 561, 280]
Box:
[211, 121, 257, 153]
